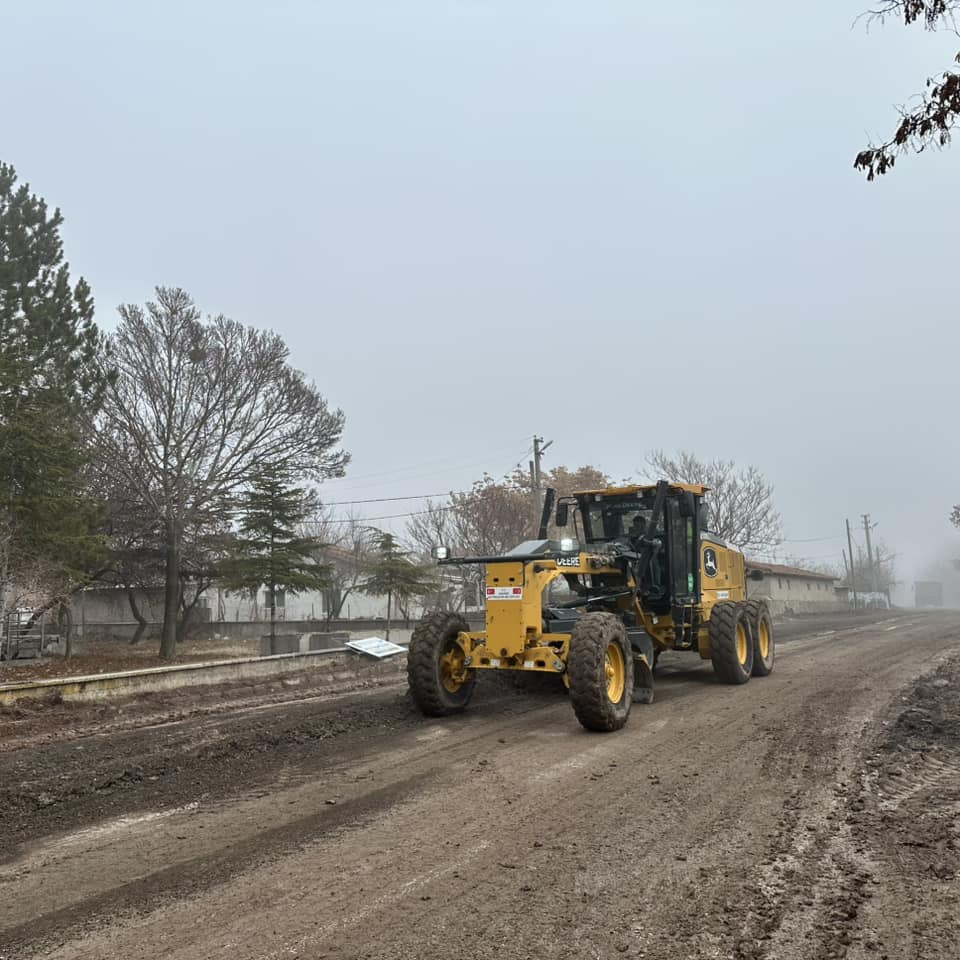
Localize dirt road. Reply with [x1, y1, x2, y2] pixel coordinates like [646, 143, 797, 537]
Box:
[3, 612, 959, 959]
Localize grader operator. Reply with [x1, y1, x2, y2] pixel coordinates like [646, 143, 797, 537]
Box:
[407, 480, 774, 732]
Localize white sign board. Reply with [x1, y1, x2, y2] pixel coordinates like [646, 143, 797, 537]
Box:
[345, 636, 406, 659]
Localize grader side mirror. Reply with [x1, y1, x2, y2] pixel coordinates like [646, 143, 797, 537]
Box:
[749, 569, 764, 581]
[556, 502, 569, 527]
[679, 491, 696, 518]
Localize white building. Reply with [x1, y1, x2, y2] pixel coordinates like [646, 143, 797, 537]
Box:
[745, 561, 840, 615]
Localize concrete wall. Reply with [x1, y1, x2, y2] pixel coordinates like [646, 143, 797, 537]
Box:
[747, 575, 842, 615]
[76, 587, 211, 625]
[221, 587, 389, 622]
[74, 585, 432, 626]
[77, 587, 166, 623]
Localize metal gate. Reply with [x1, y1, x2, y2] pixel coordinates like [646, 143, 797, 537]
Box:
[0, 609, 50, 661]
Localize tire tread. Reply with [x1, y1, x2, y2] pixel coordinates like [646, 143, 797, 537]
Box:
[709, 601, 753, 685]
[567, 612, 633, 732]
[407, 612, 474, 716]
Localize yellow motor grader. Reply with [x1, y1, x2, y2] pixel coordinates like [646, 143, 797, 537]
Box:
[407, 480, 774, 732]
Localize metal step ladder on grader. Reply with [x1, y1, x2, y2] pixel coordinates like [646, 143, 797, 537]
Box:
[407, 480, 774, 732]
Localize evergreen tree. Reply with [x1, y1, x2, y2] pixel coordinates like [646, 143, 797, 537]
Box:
[360, 533, 434, 641]
[221, 472, 330, 640]
[0, 162, 109, 617]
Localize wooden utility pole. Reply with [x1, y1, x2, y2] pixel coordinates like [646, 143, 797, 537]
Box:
[529, 435, 553, 530]
[846, 519, 858, 611]
[862, 514, 878, 594]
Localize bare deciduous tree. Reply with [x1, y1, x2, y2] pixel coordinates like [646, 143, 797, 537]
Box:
[406, 475, 530, 563]
[406, 502, 472, 611]
[405, 500, 457, 561]
[448, 474, 533, 557]
[96, 287, 348, 658]
[406, 466, 615, 609]
[642, 450, 783, 554]
[844, 543, 897, 595]
[301, 509, 378, 623]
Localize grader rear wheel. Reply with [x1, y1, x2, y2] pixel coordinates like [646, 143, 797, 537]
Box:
[744, 599, 775, 677]
[407, 612, 476, 716]
[567, 613, 634, 732]
[709, 602, 754, 685]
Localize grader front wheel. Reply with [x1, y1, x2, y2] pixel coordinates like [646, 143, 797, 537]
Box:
[709, 602, 754, 685]
[567, 613, 634, 732]
[407, 612, 476, 716]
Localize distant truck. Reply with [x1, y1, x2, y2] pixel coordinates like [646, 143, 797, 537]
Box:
[914, 581, 943, 609]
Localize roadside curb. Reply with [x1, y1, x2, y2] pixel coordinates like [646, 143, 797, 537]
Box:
[0, 648, 408, 706]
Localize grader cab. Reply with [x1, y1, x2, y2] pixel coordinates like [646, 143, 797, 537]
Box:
[407, 480, 774, 732]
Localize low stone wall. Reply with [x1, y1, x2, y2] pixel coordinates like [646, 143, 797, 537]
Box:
[0, 648, 407, 706]
[260, 631, 352, 655]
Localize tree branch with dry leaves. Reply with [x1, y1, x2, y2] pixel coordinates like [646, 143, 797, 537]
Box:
[856, 1, 960, 178]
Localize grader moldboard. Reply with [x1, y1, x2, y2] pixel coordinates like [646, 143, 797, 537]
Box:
[407, 480, 774, 732]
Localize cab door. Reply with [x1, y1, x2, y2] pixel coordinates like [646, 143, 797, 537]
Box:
[665, 499, 697, 604]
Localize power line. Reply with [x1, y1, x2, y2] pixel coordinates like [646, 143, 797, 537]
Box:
[318, 440, 533, 485]
[311, 505, 455, 525]
[320, 493, 452, 506]
[780, 534, 845, 543]
[312, 446, 535, 525]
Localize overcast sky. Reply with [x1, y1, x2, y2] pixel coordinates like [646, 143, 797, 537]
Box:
[3, 0, 957, 592]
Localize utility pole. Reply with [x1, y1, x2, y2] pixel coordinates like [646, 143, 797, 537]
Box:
[845, 519, 858, 611]
[529, 435, 553, 531]
[862, 514, 878, 594]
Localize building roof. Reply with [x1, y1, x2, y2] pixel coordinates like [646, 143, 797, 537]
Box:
[321, 545, 363, 565]
[745, 561, 837, 582]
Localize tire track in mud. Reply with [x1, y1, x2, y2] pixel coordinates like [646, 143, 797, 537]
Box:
[0, 771, 434, 954]
[718, 636, 960, 960]
[6, 612, 959, 960]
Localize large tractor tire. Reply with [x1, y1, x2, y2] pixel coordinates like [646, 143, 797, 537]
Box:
[407, 612, 476, 716]
[567, 613, 634, 732]
[744, 599, 775, 677]
[708, 602, 754, 685]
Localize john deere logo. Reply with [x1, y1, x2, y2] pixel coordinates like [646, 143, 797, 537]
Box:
[703, 547, 718, 578]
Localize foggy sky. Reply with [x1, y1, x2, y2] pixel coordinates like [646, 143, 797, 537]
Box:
[3, 0, 958, 595]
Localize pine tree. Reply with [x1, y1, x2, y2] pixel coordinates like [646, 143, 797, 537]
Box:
[221, 472, 330, 641]
[0, 162, 109, 617]
[360, 533, 434, 641]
